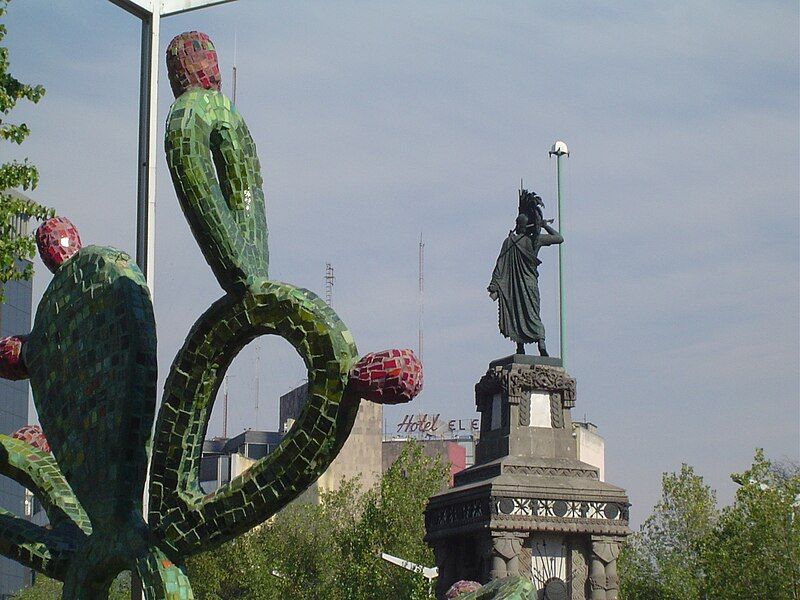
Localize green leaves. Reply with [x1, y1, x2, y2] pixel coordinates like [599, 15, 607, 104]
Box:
[0, 0, 53, 304]
[700, 450, 800, 599]
[186, 442, 448, 600]
[620, 451, 800, 600]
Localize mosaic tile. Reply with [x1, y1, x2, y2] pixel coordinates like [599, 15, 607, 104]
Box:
[0, 336, 27, 380]
[34, 216, 82, 273]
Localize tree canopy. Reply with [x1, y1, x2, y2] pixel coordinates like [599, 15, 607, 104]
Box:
[1, 0, 53, 303]
[620, 450, 800, 600]
[186, 441, 447, 600]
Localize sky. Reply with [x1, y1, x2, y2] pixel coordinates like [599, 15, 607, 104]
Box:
[3, 1, 798, 528]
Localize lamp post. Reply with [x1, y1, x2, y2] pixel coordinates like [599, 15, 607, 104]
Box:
[106, 0, 237, 294]
[549, 140, 569, 367]
[104, 5, 237, 598]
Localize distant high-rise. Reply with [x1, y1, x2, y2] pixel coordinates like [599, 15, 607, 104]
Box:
[0, 195, 34, 596]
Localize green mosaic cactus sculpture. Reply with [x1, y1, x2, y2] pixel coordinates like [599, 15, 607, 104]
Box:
[453, 576, 537, 600]
[0, 30, 421, 600]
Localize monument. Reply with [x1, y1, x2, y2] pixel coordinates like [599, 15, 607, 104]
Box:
[0, 31, 421, 599]
[426, 184, 629, 600]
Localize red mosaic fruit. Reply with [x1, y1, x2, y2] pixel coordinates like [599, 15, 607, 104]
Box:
[35, 217, 82, 273]
[0, 336, 28, 380]
[348, 348, 422, 405]
[166, 31, 221, 97]
[11, 424, 50, 454]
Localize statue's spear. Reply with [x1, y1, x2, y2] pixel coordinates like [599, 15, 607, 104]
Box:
[549, 140, 569, 367]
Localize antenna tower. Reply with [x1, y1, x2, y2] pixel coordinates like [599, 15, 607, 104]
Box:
[324, 263, 335, 307]
[254, 343, 260, 429]
[418, 234, 424, 363]
[232, 32, 238, 105]
[222, 374, 229, 438]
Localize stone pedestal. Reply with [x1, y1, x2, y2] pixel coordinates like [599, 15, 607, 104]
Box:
[424, 357, 629, 599]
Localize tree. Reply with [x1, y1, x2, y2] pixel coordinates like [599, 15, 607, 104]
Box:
[701, 450, 800, 599]
[619, 464, 718, 600]
[1, 0, 53, 303]
[13, 572, 131, 600]
[620, 452, 800, 600]
[185, 442, 448, 600]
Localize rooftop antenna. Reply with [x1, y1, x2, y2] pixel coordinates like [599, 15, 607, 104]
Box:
[232, 31, 238, 105]
[254, 342, 260, 430]
[222, 374, 230, 438]
[549, 140, 569, 367]
[324, 263, 335, 306]
[418, 233, 425, 364]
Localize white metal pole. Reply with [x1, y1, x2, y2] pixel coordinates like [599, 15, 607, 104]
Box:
[134, 15, 159, 599]
[135, 11, 159, 293]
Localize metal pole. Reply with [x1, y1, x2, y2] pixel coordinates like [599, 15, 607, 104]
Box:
[556, 154, 565, 367]
[133, 14, 159, 600]
[135, 11, 159, 293]
[549, 141, 569, 367]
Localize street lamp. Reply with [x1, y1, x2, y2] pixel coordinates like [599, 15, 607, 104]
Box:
[106, 0, 237, 294]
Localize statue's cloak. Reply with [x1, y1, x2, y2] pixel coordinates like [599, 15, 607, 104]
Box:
[489, 232, 545, 344]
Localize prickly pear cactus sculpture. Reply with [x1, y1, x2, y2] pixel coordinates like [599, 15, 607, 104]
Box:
[0, 30, 421, 600]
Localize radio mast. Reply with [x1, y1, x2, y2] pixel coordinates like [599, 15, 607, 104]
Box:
[418, 233, 424, 363]
[232, 31, 238, 105]
[254, 343, 260, 430]
[324, 263, 335, 306]
[222, 374, 229, 438]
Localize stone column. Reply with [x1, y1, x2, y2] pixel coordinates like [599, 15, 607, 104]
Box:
[589, 536, 622, 600]
[432, 539, 458, 599]
[489, 532, 525, 580]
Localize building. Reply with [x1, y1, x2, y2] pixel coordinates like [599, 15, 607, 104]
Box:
[198, 383, 384, 501]
[0, 201, 34, 598]
[573, 421, 605, 481]
[382, 439, 466, 488]
[199, 429, 284, 494]
[280, 383, 383, 500]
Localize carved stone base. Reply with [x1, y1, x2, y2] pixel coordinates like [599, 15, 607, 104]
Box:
[425, 358, 630, 599]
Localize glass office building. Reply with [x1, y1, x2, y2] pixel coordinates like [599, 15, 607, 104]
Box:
[0, 206, 33, 597]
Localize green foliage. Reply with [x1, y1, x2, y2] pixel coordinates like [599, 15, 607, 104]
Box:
[619, 464, 717, 600]
[13, 572, 131, 600]
[0, 0, 53, 302]
[11, 576, 61, 600]
[186, 442, 447, 600]
[620, 451, 800, 600]
[701, 450, 800, 599]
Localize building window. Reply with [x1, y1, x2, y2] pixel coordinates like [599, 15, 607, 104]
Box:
[200, 456, 219, 482]
[246, 444, 268, 460]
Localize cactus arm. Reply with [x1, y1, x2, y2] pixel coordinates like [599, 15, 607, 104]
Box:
[165, 89, 269, 293]
[135, 545, 195, 600]
[0, 507, 76, 580]
[0, 435, 91, 536]
[149, 281, 359, 555]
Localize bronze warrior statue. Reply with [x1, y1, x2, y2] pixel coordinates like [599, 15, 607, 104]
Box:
[488, 189, 563, 356]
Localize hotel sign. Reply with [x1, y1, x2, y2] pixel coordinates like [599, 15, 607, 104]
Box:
[395, 413, 480, 436]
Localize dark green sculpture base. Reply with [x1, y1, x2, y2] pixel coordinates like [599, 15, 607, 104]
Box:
[458, 576, 536, 600]
[489, 354, 563, 368]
